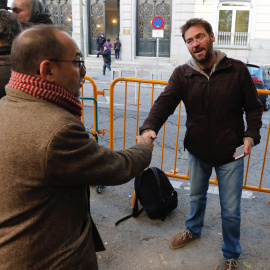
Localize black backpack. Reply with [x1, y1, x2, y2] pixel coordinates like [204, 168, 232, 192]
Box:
[115, 167, 178, 226]
[114, 42, 120, 50]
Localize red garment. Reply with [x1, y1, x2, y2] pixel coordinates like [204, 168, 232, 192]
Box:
[114, 41, 121, 49]
[7, 71, 82, 119]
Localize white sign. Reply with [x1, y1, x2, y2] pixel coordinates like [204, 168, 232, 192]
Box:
[152, 29, 164, 38]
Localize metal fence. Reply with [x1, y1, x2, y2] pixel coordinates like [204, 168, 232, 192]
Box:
[216, 31, 250, 47]
[81, 77, 270, 194]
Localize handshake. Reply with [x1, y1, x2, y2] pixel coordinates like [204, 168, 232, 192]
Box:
[136, 130, 157, 151]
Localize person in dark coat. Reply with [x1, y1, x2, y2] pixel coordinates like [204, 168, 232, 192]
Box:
[11, 0, 53, 29]
[96, 33, 106, 56]
[97, 45, 111, 75]
[0, 9, 21, 98]
[140, 18, 262, 270]
[113, 37, 121, 60]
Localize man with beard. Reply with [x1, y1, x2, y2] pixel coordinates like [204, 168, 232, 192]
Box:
[139, 18, 262, 270]
[0, 25, 153, 269]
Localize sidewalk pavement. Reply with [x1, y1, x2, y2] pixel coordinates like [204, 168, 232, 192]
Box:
[91, 179, 270, 270]
[84, 66, 270, 270]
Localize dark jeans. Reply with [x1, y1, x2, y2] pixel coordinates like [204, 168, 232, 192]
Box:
[96, 45, 103, 55]
[115, 49, 120, 59]
[103, 62, 111, 75]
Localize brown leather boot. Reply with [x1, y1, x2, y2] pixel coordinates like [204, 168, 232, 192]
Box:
[224, 259, 238, 270]
[169, 229, 199, 249]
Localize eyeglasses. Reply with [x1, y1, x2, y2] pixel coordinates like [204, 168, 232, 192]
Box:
[48, 58, 86, 71]
[185, 34, 207, 47]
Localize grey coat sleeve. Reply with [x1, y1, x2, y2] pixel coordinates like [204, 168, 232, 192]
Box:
[45, 122, 152, 186]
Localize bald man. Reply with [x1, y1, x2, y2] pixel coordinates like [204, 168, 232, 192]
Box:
[11, 0, 53, 28]
[0, 25, 153, 270]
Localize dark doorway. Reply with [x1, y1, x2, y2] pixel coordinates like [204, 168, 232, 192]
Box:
[137, 0, 171, 57]
[88, 0, 119, 55]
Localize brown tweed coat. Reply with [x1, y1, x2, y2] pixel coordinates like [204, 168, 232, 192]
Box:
[0, 87, 152, 269]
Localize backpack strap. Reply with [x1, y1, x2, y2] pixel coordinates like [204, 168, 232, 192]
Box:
[150, 167, 175, 221]
[115, 171, 145, 226]
[134, 170, 144, 195]
[115, 195, 144, 226]
[149, 167, 163, 204]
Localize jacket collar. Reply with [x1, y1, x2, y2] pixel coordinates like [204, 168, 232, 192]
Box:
[185, 50, 230, 77]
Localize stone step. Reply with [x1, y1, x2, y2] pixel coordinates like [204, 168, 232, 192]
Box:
[85, 56, 176, 73]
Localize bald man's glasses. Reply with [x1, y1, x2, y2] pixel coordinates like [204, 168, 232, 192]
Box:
[48, 58, 86, 72]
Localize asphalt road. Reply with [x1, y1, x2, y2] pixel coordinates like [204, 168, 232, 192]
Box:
[82, 72, 270, 270]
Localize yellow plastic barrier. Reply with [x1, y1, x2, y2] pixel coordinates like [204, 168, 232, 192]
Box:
[107, 78, 270, 198]
[80, 75, 270, 201]
[81, 75, 107, 136]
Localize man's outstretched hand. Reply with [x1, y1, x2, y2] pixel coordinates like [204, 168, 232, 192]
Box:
[141, 130, 157, 141]
[136, 135, 154, 151]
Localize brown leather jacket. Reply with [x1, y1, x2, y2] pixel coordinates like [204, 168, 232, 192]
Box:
[140, 51, 263, 166]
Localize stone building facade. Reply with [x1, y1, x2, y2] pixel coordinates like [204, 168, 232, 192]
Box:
[46, 0, 270, 66]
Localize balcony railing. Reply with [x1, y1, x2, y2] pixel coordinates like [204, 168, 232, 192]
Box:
[216, 31, 250, 48]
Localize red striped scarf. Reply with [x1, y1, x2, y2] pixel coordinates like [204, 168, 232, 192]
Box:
[8, 71, 82, 119]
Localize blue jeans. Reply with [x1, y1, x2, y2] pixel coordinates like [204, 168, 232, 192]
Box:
[115, 49, 120, 59]
[186, 153, 244, 260]
[103, 62, 111, 75]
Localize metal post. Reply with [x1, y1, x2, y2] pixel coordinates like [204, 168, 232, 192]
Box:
[156, 37, 159, 80]
[134, 68, 138, 104]
[57, 0, 61, 25]
[131, 68, 138, 106]
[79, 0, 85, 57]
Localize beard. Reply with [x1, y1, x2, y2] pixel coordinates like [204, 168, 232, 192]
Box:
[190, 41, 214, 65]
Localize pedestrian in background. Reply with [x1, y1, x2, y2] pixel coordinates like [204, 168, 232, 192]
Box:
[140, 18, 262, 270]
[96, 33, 106, 56]
[103, 38, 112, 51]
[114, 37, 121, 60]
[0, 9, 21, 98]
[97, 45, 111, 75]
[11, 0, 53, 29]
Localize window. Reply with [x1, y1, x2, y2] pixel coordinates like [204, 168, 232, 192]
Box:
[216, 2, 251, 47]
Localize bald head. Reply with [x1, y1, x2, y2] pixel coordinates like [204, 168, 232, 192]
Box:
[11, 0, 31, 23]
[11, 25, 67, 75]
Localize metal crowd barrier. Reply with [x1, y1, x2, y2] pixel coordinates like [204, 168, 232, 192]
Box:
[108, 78, 270, 195]
[80, 76, 270, 195]
[80, 75, 107, 138]
[80, 76, 109, 194]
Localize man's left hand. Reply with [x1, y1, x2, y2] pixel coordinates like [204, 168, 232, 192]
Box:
[243, 138, 252, 156]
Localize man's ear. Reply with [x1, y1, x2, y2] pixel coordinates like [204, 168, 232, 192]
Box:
[39, 60, 55, 83]
[210, 32, 215, 43]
